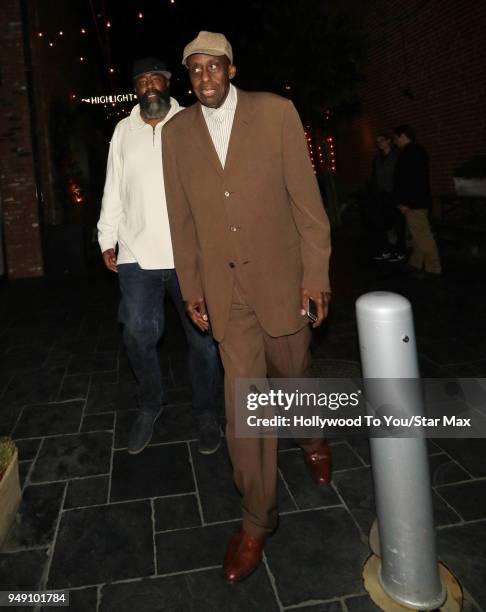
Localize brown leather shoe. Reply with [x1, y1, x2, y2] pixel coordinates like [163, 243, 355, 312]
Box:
[223, 529, 265, 584]
[223, 525, 243, 567]
[303, 439, 332, 485]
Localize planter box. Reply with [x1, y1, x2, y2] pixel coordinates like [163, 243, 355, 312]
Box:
[0, 449, 21, 547]
[454, 178, 486, 197]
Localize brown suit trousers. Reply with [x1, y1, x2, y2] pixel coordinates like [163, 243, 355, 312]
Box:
[221, 270, 321, 537]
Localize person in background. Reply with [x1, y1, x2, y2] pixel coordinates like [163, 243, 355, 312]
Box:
[393, 124, 442, 277]
[369, 132, 405, 262]
[97, 57, 221, 456]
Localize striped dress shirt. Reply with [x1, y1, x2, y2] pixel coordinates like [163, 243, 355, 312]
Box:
[201, 84, 237, 168]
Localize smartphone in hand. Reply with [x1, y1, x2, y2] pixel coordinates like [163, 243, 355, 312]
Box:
[306, 298, 318, 322]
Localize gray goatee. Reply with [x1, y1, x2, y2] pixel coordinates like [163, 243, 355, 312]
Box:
[139, 91, 170, 119]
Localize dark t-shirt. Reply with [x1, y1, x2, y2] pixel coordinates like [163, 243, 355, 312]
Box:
[393, 142, 432, 209]
[372, 149, 398, 194]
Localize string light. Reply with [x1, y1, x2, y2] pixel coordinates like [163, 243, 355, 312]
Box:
[49, 41, 54, 47]
[58, 31, 64, 36]
[326, 136, 337, 173]
[106, 21, 112, 28]
[137, 11, 143, 19]
[37, 32, 43, 37]
[80, 56, 85, 62]
[81, 27, 87, 34]
[304, 128, 316, 173]
[109, 67, 115, 73]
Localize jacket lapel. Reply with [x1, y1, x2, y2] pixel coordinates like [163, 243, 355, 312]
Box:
[189, 88, 254, 177]
[223, 89, 255, 176]
[191, 104, 224, 176]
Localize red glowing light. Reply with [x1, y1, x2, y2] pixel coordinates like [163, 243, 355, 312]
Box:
[68, 179, 83, 204]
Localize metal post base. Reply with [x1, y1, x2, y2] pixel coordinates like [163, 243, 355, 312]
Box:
[369, 518, 380, 557]
[363, 555, 462, 612]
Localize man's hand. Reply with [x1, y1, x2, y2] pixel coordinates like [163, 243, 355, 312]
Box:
[300, 288, 331, 328]
[102, 248, 118, 273]
[185, 297, 209, 332]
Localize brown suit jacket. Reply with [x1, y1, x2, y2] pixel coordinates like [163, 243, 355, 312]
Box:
[162, 88, 331, 341]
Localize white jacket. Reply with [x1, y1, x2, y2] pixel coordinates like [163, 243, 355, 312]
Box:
[97, 98, 183, 269]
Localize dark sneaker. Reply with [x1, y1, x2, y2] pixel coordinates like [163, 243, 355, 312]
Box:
[128, 407, 164, 455]
[388, 252, 406, 262]
[372, 252, 392, 261]
[197, 415, 222, 455]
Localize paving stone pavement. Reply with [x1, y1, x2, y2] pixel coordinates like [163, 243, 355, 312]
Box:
[1, 221, 485, 611]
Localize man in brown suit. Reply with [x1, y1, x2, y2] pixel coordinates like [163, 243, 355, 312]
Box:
[162, 31, 332, 583]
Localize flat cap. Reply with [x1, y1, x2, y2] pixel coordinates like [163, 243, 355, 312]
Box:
[182, 31, 233, 66]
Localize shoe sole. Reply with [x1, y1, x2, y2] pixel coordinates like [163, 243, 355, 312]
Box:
[197, 424, 223, 455]
[198, 435, 222, 455]
[128, 441, 151, 456]
[127, 408, 163, 455]
[225, 560, 262, 584]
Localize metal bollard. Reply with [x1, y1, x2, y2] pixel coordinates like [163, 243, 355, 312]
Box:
[356, 292, 446, 610]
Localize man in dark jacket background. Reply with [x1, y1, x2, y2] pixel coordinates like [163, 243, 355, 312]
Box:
[393, 125, 441, 276]
[368, 132, 404, 261]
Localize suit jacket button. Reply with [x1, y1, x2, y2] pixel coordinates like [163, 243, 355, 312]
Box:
[229, 262, 235, 268]
[224, 191, 230, 197]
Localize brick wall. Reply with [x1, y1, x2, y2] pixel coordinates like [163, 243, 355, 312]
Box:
[0, 0, 43, 278]
[336, 0, 486, 198]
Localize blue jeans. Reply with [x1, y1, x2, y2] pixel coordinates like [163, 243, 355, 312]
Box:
[117, 264, 220, 418]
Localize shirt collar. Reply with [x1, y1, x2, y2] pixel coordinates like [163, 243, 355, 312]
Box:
[129, 97, 181, 130]
[201, 84, 237, 122]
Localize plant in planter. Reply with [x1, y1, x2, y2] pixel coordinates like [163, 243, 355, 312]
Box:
[0, 437, 21, 547]
[453, 155, 486, 197]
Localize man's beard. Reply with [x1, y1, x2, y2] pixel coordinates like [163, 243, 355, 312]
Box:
[139, 90, 171, 119]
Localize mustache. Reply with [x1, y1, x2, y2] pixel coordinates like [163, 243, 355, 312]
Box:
[139, 90, 171, 118]
[140, 91, 157, 104]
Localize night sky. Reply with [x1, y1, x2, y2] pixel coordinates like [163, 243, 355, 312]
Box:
[32, 0, 364, 126]
[29, 0, 358, 226]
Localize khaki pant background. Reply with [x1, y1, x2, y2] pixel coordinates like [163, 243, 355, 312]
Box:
[404, 209, 442, 274]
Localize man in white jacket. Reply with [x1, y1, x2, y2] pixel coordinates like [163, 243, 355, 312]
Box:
[98, 57, 221, 455]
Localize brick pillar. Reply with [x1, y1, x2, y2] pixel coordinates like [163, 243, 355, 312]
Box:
[0, 0, 43, 278]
